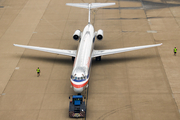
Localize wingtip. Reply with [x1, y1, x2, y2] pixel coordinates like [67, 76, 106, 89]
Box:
[156, 43, 162, 46]
[14, 44, 20, 46]
[13, 44, 18, 46]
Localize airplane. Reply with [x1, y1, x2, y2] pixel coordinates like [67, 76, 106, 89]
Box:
[14, 3, 162, 93]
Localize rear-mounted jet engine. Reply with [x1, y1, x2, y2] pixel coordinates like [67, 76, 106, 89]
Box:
[73, 30, 81, 40]
[96, 29, 103, 40]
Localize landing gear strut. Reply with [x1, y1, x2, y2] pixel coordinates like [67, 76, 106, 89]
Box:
[96, 56, 101, 61]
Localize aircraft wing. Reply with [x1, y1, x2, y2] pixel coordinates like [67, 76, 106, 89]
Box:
[92, 43, 162, 57]
[14, 44, 76, 57]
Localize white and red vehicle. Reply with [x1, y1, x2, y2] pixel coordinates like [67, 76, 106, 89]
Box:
[14, 3, 162, 93]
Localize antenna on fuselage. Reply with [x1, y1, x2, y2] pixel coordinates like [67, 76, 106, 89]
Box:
[66, 3, 116, 24]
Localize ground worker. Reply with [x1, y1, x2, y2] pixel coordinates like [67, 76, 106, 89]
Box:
[36, 67, 40, 77]
[174, 47, 177, 56]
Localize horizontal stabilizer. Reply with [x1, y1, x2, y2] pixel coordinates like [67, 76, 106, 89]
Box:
[66, 3, 115, 9]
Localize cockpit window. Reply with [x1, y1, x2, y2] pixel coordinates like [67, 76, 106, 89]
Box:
[72, 75, 88, 80]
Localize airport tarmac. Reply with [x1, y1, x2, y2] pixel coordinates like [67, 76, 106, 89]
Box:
[0, 0, 180, 119]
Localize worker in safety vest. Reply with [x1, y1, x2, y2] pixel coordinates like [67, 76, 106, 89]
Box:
[36, 67, 40, 77]
[174, 47, 177, 56]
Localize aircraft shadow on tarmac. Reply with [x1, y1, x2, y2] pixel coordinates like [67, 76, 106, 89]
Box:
[92, 54, 158, 66]
[103, 0, 180, 10]
[107, 16, 175, 20]
[98, 0, 180, 24]
[14, 54, 72, 65]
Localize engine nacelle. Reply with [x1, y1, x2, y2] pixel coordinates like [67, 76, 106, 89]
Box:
[73, 30, 81, 40]
[96, 29, 103, 40]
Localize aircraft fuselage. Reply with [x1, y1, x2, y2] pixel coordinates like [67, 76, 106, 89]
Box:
[70, 24, 95, 93]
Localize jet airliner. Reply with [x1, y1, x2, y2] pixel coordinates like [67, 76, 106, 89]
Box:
[14, 3, 162, 93]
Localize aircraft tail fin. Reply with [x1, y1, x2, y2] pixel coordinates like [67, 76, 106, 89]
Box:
[66, 3, 115, 24]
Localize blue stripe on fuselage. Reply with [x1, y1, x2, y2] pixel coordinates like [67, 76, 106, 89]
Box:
[71, 74, 89, 82]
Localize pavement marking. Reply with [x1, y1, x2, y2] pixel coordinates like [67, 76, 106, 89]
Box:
[148, 19, 152, 25]
[147, 30, 157, 33]
[15, 67, 19, 70]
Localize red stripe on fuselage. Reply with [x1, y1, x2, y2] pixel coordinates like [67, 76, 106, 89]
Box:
[73, 57, 77, 67]
[86, 57, 90, 67]
[71, 80, 89, 88]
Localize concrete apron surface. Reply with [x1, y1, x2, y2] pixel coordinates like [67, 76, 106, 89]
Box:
[0, 0, 180, 120]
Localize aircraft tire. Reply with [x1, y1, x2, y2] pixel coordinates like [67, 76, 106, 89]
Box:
[72, 57, 75, 61]
[96, 56, 101, 61]
[99, 56, 101, 61]
[95, 57, 98, 61]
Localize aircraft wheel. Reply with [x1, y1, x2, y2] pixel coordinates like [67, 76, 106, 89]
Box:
[95, 57, 98, 61]
[96, 57, 98, 61]
[72, 57, 75, 61]
[96, 56, 101, 61]
[99, 56, 101, 61]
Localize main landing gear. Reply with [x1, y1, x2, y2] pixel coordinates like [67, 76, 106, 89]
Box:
[72, 57, 75, 61]
[96, 56, 101, 61]
[73, 56, 101, 61]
